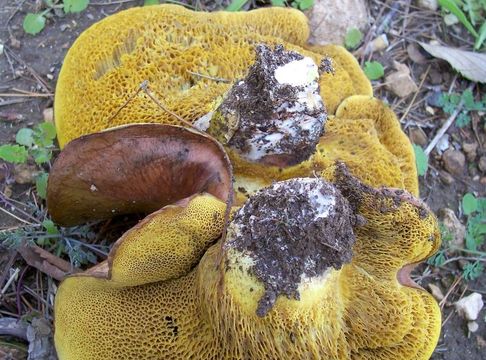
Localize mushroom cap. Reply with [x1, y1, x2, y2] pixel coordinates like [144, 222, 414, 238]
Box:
[54, 4, 371, 147]
[47, 124, 232, 226]
[54, 171, 441, 359]
[232, 95, 419, 205]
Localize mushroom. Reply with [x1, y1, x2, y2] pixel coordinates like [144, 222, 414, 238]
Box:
[54, 4, 371, 147]
[53, 165, 441, 359]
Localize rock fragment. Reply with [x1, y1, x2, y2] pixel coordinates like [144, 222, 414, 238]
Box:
[462, 142, 478, 162]
[428, 283, 445, 302]
[439, 208, 465, 247]
[408, 127, 428, 147]
[385, 62, 418, 98]
[442, 149, 466, 175]
[455, 292, 484, 321]
[467, 321, 479, 333]
[307, 0, 368, 45]
[416, 0, 439, 11]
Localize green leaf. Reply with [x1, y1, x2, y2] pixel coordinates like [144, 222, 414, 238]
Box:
[344, 28, 363, 50]
[462, 89, 476, 109]
[439, 0, 479, 37]
[456, 112, 471, 127]
[143, 0, 159, 5]
[427, 250, 447, 267]
[23, 13, 46, 35]
[226, 0, 249, 11]
[0, 144, 28, 164]
[35, 172, 49, 200]
[33, 122, 57, 147]
[15, 128, 34, 147]
[474, 21, 486, 49]
[477, 198, 486, 215]
[42, 219, 59, 235]
[465, 214, 486, 250]
[298, 0, 314, 10]
[463, 261, 484, 281]
[462, 193, 478, 215]
[412, 144, 429, 176]
[32, 148, 52, 165]
[64, 0, 90, 13]
[363, 61, 384, 80]
[37, 122, 57, 140]
[270, 0, 286, 6]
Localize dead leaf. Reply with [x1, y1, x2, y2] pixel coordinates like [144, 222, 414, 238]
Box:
[419, 42, 486, 83]
[18, 244, 80, 281]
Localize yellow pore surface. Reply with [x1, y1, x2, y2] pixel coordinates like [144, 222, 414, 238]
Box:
[55, 191, 441, 359]
[54, 4, 372, 147]
[232, 95, 419, 205]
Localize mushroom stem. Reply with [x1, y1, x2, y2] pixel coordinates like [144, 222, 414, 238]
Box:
[199, 44, 331, 167]
[224, 177, 356, 316]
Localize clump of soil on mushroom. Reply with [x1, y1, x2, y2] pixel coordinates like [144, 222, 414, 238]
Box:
[333, 162, 429, 220]
[225, 177, 357, 317]
[205, 44, 333, 167]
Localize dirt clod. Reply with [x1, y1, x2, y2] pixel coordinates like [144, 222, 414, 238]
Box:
[226, 177, 356, 317]
[209, 44, 326, 167]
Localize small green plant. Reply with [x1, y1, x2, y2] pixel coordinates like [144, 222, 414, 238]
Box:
[227, 0, 314, 12]
[462, 193, 486, 251]
[438, 89, 486, 128]
[289, 0, 314, 10]
[463, 260, 484, 280]
[144, 0, 160, 5]
[427, 249, 447, 267]
[0, 122, 57, 199]
[427, 214, 486, 281]
[344, 28, 364, 50]
[412, 144, 429, 176]
[23, 0, 90, 35]
[427, 224, 453, 266]
[0, 217, 107, 268]
[439, 0, 486, 49]
[363, 61, 384, 80]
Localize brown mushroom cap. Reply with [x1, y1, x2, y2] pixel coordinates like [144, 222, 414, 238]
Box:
[47, 124, 232, 226]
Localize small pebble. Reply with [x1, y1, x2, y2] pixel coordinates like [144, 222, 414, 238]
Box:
[428, 283, 444, 302]
[455, 292, 484, 321]
[439, 208, 465, 247]
[462, 142, 478, 162]
[417, 0, 438, 11]
[408, 127, 428, 147]
[468, 321, 479, 333]
[385, 62, 418, 98]
[478, 156, 486, 173]
[442, 149, 465, 176]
